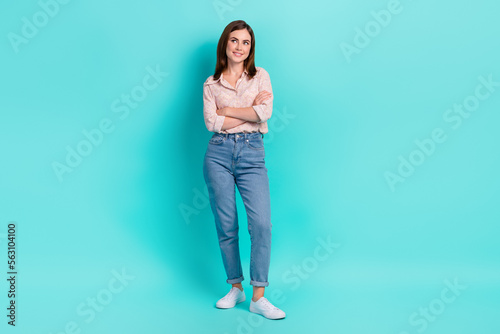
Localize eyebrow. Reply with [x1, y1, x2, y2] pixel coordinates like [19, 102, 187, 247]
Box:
[230, 37, 251, 42]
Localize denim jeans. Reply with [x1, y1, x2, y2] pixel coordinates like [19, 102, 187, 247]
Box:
[203, 132, 272, 287]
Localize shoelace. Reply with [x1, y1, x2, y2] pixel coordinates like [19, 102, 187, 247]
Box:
[258, 298, 279, 310]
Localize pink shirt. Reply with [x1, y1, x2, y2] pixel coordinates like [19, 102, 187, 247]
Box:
[203, 66, 273, 134]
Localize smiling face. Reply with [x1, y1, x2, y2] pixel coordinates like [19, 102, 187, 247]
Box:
[225, 29, 252, 65]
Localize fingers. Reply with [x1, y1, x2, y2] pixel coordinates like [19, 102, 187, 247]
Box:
[253, 91, 273, 106]
[260, 94, 272, 103]
[257, 91, 272, 101]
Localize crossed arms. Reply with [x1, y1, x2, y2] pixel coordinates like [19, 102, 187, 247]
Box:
[203, 69, 273, 132]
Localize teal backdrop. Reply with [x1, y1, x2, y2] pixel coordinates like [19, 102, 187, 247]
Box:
[1, 0, 499, 333]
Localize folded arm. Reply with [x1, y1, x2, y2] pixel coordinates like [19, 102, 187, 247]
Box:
[249, 69, 273, 123]
[203, 84, 227, 132]
[223, 107, 260, 122]
[221, 116, 248, 130]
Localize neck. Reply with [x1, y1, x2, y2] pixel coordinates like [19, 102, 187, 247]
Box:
[224, 61, 245, 76]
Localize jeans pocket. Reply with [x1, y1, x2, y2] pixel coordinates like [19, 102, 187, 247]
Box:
[209, 135, 224, 145]
[245, 137, 264, 150]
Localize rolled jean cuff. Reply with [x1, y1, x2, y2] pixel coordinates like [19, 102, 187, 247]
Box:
[250, 280, 269, 287]
[227, 276, 244, 284]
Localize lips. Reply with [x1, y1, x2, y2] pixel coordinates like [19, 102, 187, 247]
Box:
[233, 52, 243, 57]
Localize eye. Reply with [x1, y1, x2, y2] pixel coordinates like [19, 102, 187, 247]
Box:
[230, 39, 250, 45]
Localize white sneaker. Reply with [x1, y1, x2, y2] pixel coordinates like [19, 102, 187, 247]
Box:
[250, 297, 286, 319]
[216, 287, 246, 309]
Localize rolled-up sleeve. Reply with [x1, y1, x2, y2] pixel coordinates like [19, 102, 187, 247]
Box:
[252, 68, 273, 123]
[203, 83, 225, 132]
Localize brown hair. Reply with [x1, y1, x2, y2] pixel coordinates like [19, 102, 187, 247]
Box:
[213, 20, 257, 80]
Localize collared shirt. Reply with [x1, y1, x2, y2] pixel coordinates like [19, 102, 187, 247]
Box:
[203, 66, 273, 134]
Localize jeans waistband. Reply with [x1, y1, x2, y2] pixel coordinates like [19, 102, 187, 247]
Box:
[218, 132, 264, 139]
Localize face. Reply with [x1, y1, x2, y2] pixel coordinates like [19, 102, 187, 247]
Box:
[225, 29, 252, 65]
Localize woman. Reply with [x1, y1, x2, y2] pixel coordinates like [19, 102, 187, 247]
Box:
[202, 20, 285, 320]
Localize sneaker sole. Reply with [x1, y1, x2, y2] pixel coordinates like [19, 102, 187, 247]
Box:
[249, 306, 286, 319]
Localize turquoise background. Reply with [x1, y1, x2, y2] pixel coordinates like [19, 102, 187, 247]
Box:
[1, 0, 499, 333]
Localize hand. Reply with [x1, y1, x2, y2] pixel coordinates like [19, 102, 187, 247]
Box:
[253, 90, 272, 106]
[216, 107, 227, 116]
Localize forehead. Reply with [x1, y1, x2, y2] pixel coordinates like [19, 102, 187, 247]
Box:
[229, 29, 251, 41]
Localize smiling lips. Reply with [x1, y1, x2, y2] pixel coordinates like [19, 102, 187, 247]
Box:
[233, 52, 243, 57]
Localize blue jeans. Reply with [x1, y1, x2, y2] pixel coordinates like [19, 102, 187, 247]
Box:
[203, 132, 272, 287]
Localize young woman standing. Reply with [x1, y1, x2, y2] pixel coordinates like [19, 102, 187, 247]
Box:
[202, 20, 285, 320]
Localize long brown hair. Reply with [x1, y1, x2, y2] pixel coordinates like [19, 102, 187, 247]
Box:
[213, 20, 257, 80]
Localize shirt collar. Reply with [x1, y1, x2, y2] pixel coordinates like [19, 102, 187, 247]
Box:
[205, 68, 248, 86]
